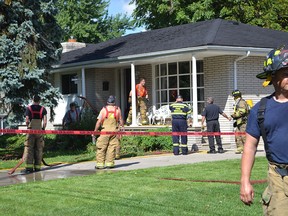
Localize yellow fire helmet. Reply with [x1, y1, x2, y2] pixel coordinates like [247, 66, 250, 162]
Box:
[232, 89, 241, 98]
[256, 46, 288, 87]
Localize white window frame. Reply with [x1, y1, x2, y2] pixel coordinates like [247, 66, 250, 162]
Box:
[155, 60, 204, 114]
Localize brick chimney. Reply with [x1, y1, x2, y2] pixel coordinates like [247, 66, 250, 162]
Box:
[61, 36, 86, 53]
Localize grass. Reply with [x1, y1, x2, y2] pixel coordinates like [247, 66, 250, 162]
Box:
[0, 156, 268, 216]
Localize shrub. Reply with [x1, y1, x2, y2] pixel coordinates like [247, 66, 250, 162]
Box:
[48, 109, 97, 151]
[120, 127, 172, 156]
[0, 134, 26, 159]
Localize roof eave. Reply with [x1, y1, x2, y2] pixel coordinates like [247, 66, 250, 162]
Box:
[51, 45, 271, 73]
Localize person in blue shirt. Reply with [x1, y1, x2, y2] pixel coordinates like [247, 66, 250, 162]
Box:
[201, 97, 231, 154]
[62, 102, 80, 129]
[240, 46, 288, 215]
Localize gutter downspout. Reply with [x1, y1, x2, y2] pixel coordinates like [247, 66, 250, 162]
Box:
[233, 51, 250, 90]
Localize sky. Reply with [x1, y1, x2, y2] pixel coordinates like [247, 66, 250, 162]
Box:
[108, 0, 145, 35]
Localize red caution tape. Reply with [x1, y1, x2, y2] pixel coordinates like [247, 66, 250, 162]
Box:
[0, 129, 245, 136]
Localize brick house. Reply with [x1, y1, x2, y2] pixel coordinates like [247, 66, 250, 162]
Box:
[50, 19, 288, 145]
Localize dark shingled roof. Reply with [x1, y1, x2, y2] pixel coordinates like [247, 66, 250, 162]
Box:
[59, 19, 288, 66]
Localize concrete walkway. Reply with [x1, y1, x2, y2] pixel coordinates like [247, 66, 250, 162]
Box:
[0, 149, 265, 187]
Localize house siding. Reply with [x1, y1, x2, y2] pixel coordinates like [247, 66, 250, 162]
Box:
[50, 55, 271, 150]
[85, 68, 117, 111]
[203, 55, 272, 147]
[135, 64, 153, 99]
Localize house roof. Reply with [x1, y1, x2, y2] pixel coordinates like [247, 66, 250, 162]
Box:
[57, 19, 288, 68]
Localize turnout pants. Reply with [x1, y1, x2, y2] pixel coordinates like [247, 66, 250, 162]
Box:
[235, 123, 246, 152]
[262, 163, 288, 215]
[126, 97, 148, 125]
[26, 134, 44, 170]
[96, 135, 119, 168]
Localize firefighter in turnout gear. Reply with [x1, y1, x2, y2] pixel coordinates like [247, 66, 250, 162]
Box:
[240, 46, 288, 214]
[23, 95, 47, 174]
[126, 78, 149, 125]
[169, 95, 192, 155]
[231, 90, 249, 154]
[94, 95, 124, 169]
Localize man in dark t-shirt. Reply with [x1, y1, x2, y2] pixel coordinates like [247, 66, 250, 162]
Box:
[23, 95, 47, 174]
[201, 97, 231, 153]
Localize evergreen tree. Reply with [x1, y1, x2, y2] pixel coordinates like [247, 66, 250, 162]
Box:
[56, 0, 133, 43]
[0, 0, 63, 127]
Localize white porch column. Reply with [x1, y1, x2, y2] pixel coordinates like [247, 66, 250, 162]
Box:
[81, 67, 86, 97]
[192, 56, 200, 127]
[130, 63, 138, 126]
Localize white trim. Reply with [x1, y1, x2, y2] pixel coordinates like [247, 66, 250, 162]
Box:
[81, 67, 86, 97]
[192, 56, 200, 127]
[130, 63, 138, 126]
[51, 46, 270, 73]
[117, 46, 269, 60]
[152, 64, 156, 106]
[233, 51, 251, 90]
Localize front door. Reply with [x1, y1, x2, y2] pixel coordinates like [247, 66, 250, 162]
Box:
[123, 68, 131, 121]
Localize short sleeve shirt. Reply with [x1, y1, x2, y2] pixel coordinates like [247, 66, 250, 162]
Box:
[246, 94, 288, 164]
[25, 105, 47, 121]
[202, 104, 223, 121]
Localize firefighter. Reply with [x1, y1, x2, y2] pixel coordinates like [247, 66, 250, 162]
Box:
[23, 95, 47, 174]
[240, 46, 288, 214]
[126, 78, 149, 125]
[231, 90, 249, 154]
[169, 95, 192, 155]
[94, 95, 124, 169]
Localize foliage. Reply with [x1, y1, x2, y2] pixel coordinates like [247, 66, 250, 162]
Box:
[0, 0, 63, 127]
[131, 0, 288, 31]
[0, 110, 97, 162]
[120, 127, 172, 156]
[55, 0, 134, 43]
[49, 109, 97, 151]
[0, 134, 26, 160]
[0, 134, 25, 150]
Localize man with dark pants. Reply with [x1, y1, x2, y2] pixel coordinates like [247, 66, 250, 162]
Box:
[169, 95, 192, 155]
[23, 95, 47, 174]
[201, 97, 231, 153]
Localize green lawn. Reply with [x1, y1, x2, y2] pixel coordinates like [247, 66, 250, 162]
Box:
[0, 157, 267, 216]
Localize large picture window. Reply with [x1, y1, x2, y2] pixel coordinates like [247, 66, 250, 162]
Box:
[61, 74, 78, 94]
[155, 61, 204, 114]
